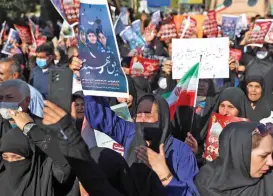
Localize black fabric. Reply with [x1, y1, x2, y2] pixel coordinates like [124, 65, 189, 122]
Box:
[133, 76, 152, 100]
[245, 58, 273, 110]
[243, 75, 271, 122]
[195, 121, 273, 196]
[0, 128, 54, 196]
[55, 47, 69, 66]
[126, 94, 170, 196]
[90, 147, 137, 196]
[200, 87, 247, 140]
[49, 114, 126, 196]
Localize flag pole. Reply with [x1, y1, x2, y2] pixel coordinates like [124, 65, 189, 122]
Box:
[189, 55, 202, 133]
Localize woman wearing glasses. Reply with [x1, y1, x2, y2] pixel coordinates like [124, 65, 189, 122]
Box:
[195, 122, 273, 195]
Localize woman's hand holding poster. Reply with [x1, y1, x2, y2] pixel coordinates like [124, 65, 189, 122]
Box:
[204, 113, 248, 161]
[78, 0, 128, 98]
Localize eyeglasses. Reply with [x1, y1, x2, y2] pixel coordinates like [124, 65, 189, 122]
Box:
[252, 123, 273, 136]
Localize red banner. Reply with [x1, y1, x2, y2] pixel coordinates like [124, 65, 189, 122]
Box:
[14, 25, 32, 44]
[203, 11, 218, 38]
[229, 48, 242, 61]
[204, 113, 248, 161]
[129, 56, 160, 79]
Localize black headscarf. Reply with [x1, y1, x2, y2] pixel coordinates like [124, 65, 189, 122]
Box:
[200, 87, 247, 140]
[195, 121, 273, 196]
[125, 94, 171, 196]
[0, 128, 54, 196]
[244, 75, 271, 122]
[55, 47, 69, 66]
[245, 58, 273, 110]
[133, 76, 152, 100]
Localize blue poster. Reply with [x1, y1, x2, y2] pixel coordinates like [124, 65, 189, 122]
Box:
[222, 15, 239, 40]
[78, 0, 128, 98]
[1, 29, 20, 56]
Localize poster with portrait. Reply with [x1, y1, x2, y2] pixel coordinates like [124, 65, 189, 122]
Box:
[221, 15, 239, 40]
[78, 0, 128, 98]
[247, 19, 273, 47]
[129, 56, 160, 79]
[204, 113, 248, 161]
[1, 29, 20, 56]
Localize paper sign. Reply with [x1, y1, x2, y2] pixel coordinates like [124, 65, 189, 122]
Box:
[203, 11, 218, 38]
[78, 0, 129, 98]
[110, 102, 132, 122]
[247, 19, 273, 47]
[204, 112, 248, 161]
[229, 48, 242, 61]
[60, 20, 75, 38]
[120, 26, 145, 50]
[179, 16, 197, 38]
[81, 117, 124, 155]
[265, 22, 273, 44]
[221, 15, 239, 40]
[14, 25, 32, 44]
[172, 37, 230, 79]
[129, 56, 160, 79]
[1, 29, 20, 55]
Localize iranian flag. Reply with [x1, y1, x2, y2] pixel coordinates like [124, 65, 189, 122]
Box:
[162, 63, 199, 120]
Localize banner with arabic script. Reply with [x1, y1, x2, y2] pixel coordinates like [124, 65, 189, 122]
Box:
[78, 0, 129, 98]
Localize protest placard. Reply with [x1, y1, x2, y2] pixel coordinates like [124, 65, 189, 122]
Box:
[229, 48, 242, 61]
[129, 56, 160, 79]
[81, 119, 125, 155]
[203, 11, 218, 38]
[50, 0, 79, 26]
[14, 25, 32, 44]
[1, 29, 20, 56]
[172, 37, 229, 79]
[78, 0, 128, 98]
[221, 15, 239, 40]
[265, 22, 273, 44]
[204, 113, 248, 161]
[60, 20, 75, 38]
[247, 19, 273, 47]
[110, 103, 132, 122]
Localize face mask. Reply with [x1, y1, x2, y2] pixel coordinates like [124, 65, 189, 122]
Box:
[137, 122, 161, 142]
[36, 58, 47, 69]
[256, 51, 268, 59]
[3, 159, 31, 188]
[54, 60, 59, 65]
[158, 77, 167, 89]
[10, 123, 18, 129]
[0, 102, 23, 120]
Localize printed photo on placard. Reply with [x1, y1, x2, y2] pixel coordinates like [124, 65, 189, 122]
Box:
[78, 0, 128, 98]
[1, 29, 20, 56]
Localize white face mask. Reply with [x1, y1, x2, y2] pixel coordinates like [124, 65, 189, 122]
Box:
[54, 60, 60, 65]
[0, 107, 22, 120]
[158, 77, 167, 89]
[256, 51, 268, 59]
[0, 102, 23, 120]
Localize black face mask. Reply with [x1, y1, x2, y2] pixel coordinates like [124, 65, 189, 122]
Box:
[136, 122, 162, 152]
[3, 159, 31, 188]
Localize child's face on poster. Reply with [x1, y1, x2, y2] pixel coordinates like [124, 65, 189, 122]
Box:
[87, 33, 97, 44]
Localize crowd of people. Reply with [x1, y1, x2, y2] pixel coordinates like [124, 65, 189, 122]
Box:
[1, 3, 273, 196]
